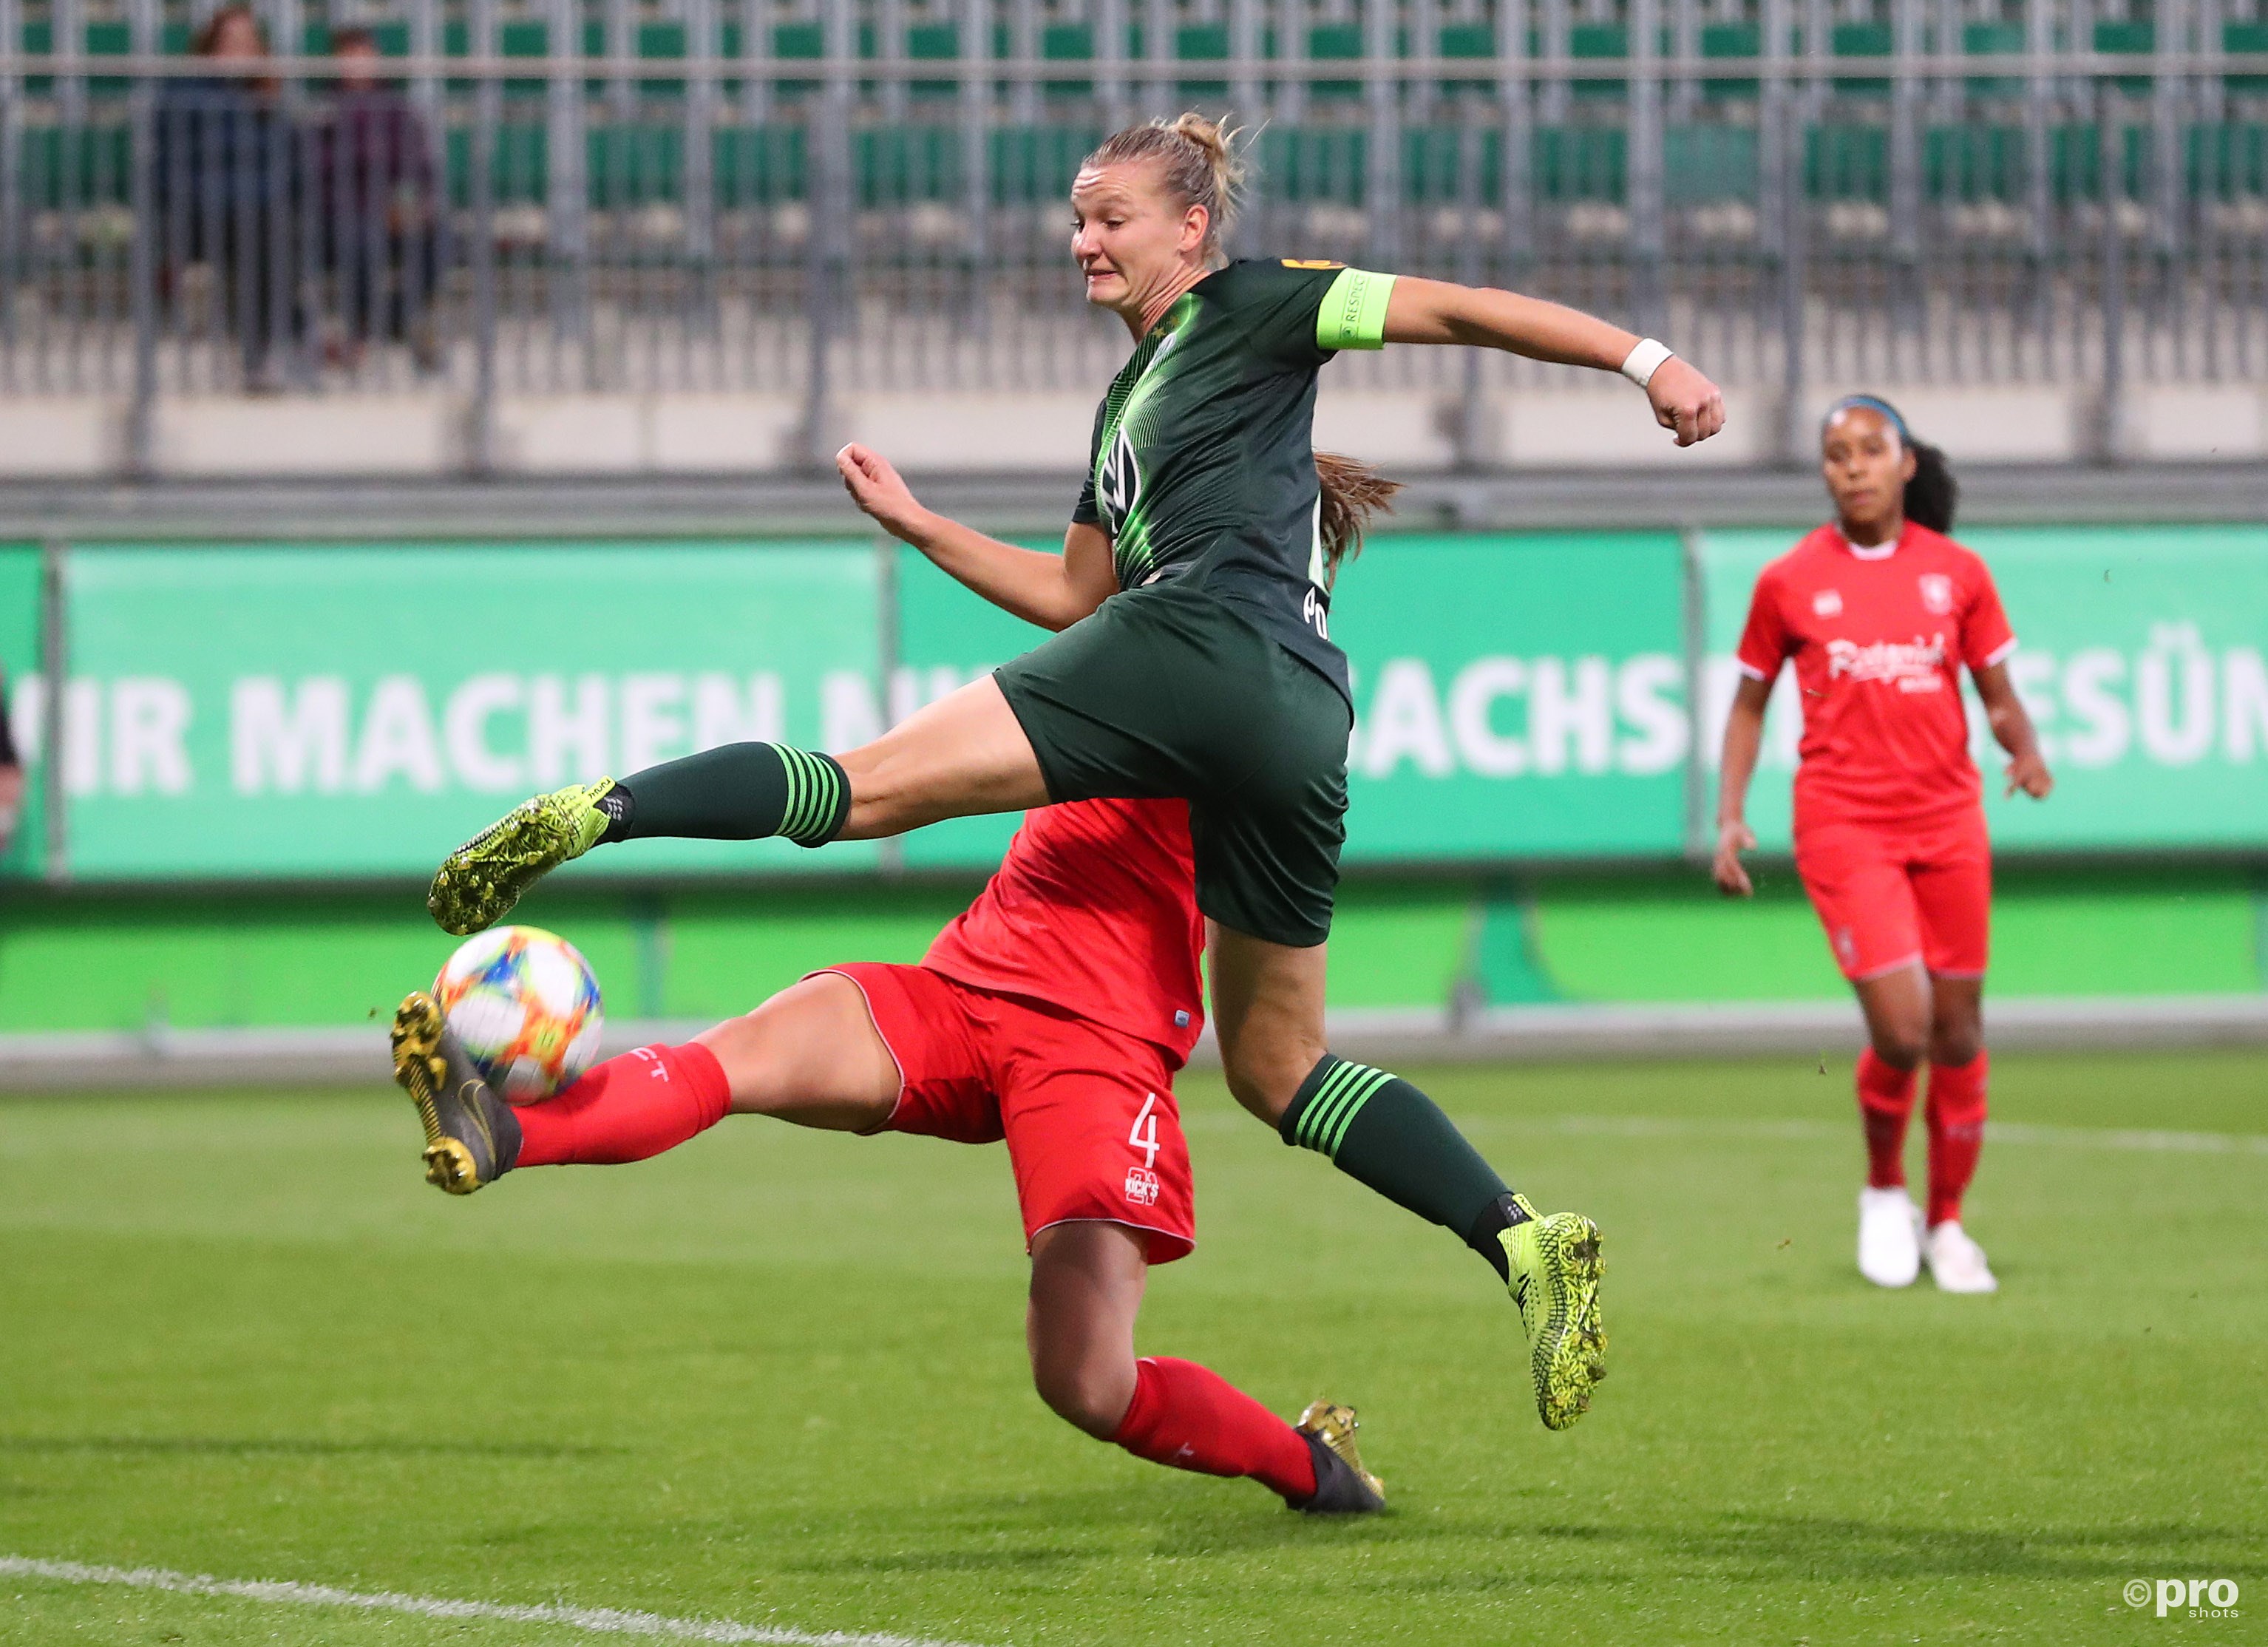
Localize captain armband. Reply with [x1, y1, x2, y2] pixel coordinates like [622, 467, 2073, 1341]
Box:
[1315, 269, 1396, 352]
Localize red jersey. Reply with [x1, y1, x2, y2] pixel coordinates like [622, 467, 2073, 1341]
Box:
[1736, 521, 2016, 829]
[922, 797, 1206, 1064]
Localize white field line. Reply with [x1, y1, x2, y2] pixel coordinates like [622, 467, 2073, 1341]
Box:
[1541, 1115, 2268, 1154]
[1190, 1108, 2268, 1156]
[0, 1555, 989, 1647]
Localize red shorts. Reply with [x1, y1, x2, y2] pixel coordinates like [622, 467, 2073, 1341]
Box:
[1793, 810, 1991, 982]
[820, 962, 1195, 1263]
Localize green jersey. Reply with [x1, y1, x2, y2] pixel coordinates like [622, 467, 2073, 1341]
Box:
[1073, 259, 1396, 703]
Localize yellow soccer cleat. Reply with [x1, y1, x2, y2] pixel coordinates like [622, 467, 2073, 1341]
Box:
[427, 778, 616, 935]
[1501, 1198, 1608, 1431]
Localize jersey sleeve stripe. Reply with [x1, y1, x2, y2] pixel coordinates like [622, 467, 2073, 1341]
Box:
[1983, 636, 2019, 667]
[1735, 658, 1773, 681]
[1316, 268, 1396, 351]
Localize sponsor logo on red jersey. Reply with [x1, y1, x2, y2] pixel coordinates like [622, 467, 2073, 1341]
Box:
[1123, 1167, 1162, 1206]
[1826, 633, 1949, 692]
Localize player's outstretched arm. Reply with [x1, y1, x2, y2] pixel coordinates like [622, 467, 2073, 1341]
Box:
[1379, 276, 1725, 446]
[1973, 662, 2054, 800]
[837, 443, 1118, 631]
[1712, 673, 1773, 896]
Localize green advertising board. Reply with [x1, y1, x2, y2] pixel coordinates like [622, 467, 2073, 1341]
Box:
[1332, 533, 1692, 860]
[7, 524, 2265, 883]
[1701, 525, 2268, 852]
[55, 543, 885, 879]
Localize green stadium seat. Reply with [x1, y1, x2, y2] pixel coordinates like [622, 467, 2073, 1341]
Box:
[1829, 22, 1892, 97]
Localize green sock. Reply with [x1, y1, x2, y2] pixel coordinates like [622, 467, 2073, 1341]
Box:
[600, 741, 848, 849]
[1280, 1054, 1529, 1280]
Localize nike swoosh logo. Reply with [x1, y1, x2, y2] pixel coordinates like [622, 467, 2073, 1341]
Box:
[461, 1084, 493, 1155]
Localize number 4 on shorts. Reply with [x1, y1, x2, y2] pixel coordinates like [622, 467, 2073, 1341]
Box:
[1129, 1094, 1161, 1170]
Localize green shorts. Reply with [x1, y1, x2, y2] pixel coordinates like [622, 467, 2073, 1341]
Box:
[994, 581, 1351, 948]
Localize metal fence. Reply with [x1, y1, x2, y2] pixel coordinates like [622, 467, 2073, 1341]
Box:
[4, 0, 2266, 469]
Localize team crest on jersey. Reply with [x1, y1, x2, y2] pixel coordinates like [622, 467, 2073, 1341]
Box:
[1096, 427, 1141, 533]
[1918, 573, 1955, 614]
[1813, 589, 1844, 618]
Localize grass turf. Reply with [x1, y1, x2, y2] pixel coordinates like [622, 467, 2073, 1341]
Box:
[1, 1050, 2263, 1645]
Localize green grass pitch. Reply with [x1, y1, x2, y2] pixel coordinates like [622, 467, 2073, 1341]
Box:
[2, 1050, 2262, 1645]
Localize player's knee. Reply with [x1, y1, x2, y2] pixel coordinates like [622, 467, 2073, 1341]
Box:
[692, 1015, 789, 1113]
[1869, 1025, 1929, 1070]
[1219, 1060, 1284, 1125]
[1218, 1039, 1323, 1127]
[1931, 1021, 1983, 1067]
[1030, 1354, 1133, 1439]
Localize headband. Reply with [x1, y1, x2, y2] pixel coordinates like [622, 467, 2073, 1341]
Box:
[1823, 393, 1910, 446]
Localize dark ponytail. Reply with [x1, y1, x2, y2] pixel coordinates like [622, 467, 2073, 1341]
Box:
[1314, 451, 1402, 585]
[1904, 438, 1958, 534]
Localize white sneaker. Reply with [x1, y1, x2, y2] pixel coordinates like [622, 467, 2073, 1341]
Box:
[1857, 1186, 1924, 1288]
[1924, 1221, 1999, 1294]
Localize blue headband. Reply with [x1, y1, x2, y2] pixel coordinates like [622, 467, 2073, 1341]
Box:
[1824, 394, 1909, 446]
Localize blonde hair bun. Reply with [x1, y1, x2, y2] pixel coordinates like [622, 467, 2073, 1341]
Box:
[1084, 112, 1248, 255]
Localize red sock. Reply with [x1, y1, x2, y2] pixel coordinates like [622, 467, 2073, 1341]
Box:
[513, 1042, 732, 1168]
[1856, 1048, 1918, 1189]
[1925, 1051, 1989, 1228]
[1108, 1356, 1317, 1504]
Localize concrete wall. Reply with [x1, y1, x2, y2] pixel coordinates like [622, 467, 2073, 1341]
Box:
[7, 381, 2268, 481]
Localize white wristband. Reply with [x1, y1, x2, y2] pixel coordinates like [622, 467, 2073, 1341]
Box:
[1620, 337, 1674, 388]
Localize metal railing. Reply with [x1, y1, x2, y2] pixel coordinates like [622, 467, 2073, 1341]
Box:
[4, 0, 2266, 472]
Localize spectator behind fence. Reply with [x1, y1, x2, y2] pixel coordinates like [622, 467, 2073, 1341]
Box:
[152, 3, 302, 393]
[320, 27, 444, 374]
[0, 668, 23, 860]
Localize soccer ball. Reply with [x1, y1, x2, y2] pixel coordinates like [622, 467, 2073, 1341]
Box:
[432, 925, 603, 1104]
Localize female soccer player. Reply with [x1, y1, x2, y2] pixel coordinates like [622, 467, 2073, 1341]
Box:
[429, 115, 1703, 1426]
[395, 794, 1397, 1512]
[1712, 396, 2053, 1294]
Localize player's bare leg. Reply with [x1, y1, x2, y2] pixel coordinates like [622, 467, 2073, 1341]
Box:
[1027, 1220, 1148, 1439]
[1028, 1220, 1382, 1512]
[1924, 974, 1983, 1071]
[1206, 926, 1331, 1129]
[696, 972, 902, 1129]
[1853, 962, 1933, 1071]
[1210, 926, 1606, 1431]
[833, 676, 1051, 841]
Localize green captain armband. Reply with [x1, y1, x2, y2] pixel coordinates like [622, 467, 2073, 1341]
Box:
[1316, 268, 1396, 351]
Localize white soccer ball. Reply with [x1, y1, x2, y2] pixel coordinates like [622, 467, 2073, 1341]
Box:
[432, 925, 604, 1104]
